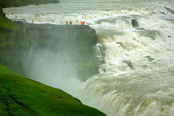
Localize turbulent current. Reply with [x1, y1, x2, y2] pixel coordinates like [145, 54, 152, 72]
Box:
[3, 0, 174, 115]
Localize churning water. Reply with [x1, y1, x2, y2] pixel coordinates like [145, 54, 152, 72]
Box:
[3, 0, 174, 115]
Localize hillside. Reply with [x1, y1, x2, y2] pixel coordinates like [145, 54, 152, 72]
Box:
[0, 64, 105, 116]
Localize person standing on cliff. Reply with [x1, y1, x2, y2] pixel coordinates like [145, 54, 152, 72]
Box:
[70, 21, 72, 25]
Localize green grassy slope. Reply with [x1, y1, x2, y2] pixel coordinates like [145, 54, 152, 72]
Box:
[0, 64, 106, 116]
[0, 8, 19, 30]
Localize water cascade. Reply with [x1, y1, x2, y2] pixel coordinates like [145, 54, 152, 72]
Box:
[78, 10, 174, 116]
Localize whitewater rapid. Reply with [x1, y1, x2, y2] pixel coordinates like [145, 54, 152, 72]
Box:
[3, 0, 174, 115]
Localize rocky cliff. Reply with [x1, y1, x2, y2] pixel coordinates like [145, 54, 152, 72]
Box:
[1, 23, 99, 81]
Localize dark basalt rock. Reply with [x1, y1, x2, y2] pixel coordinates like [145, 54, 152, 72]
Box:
[123, 60, 134, 69]
[145, 56, 154, 62]
[1, 24, 99, 81]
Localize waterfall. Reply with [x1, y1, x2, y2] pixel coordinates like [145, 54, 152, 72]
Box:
[3, 0, 174, 115]
[79, 31, 174, 115]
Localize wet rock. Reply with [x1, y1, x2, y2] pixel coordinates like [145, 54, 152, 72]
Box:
[116, 42, 125, 49]
[145, 56, 154, 62]
[123, 60, 133, 69]
[131, 19, 139, 28]
[165, 7, 174, 14]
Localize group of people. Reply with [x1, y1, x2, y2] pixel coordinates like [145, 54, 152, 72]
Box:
[66, 21, 85, 25]
[31, 19, 86, 25]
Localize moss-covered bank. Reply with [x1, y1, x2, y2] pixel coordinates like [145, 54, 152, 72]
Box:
[0, 64, 105, 116]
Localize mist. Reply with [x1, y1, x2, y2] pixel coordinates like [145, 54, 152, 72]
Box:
[8, 24, 98, 96]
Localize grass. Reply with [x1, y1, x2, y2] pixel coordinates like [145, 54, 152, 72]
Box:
[0, 16, 19, 30]
[0, 64, 106, 116]
[0, 8, 19, 30]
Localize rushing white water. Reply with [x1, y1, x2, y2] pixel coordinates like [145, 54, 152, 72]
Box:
[3, 0, 174, 115]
